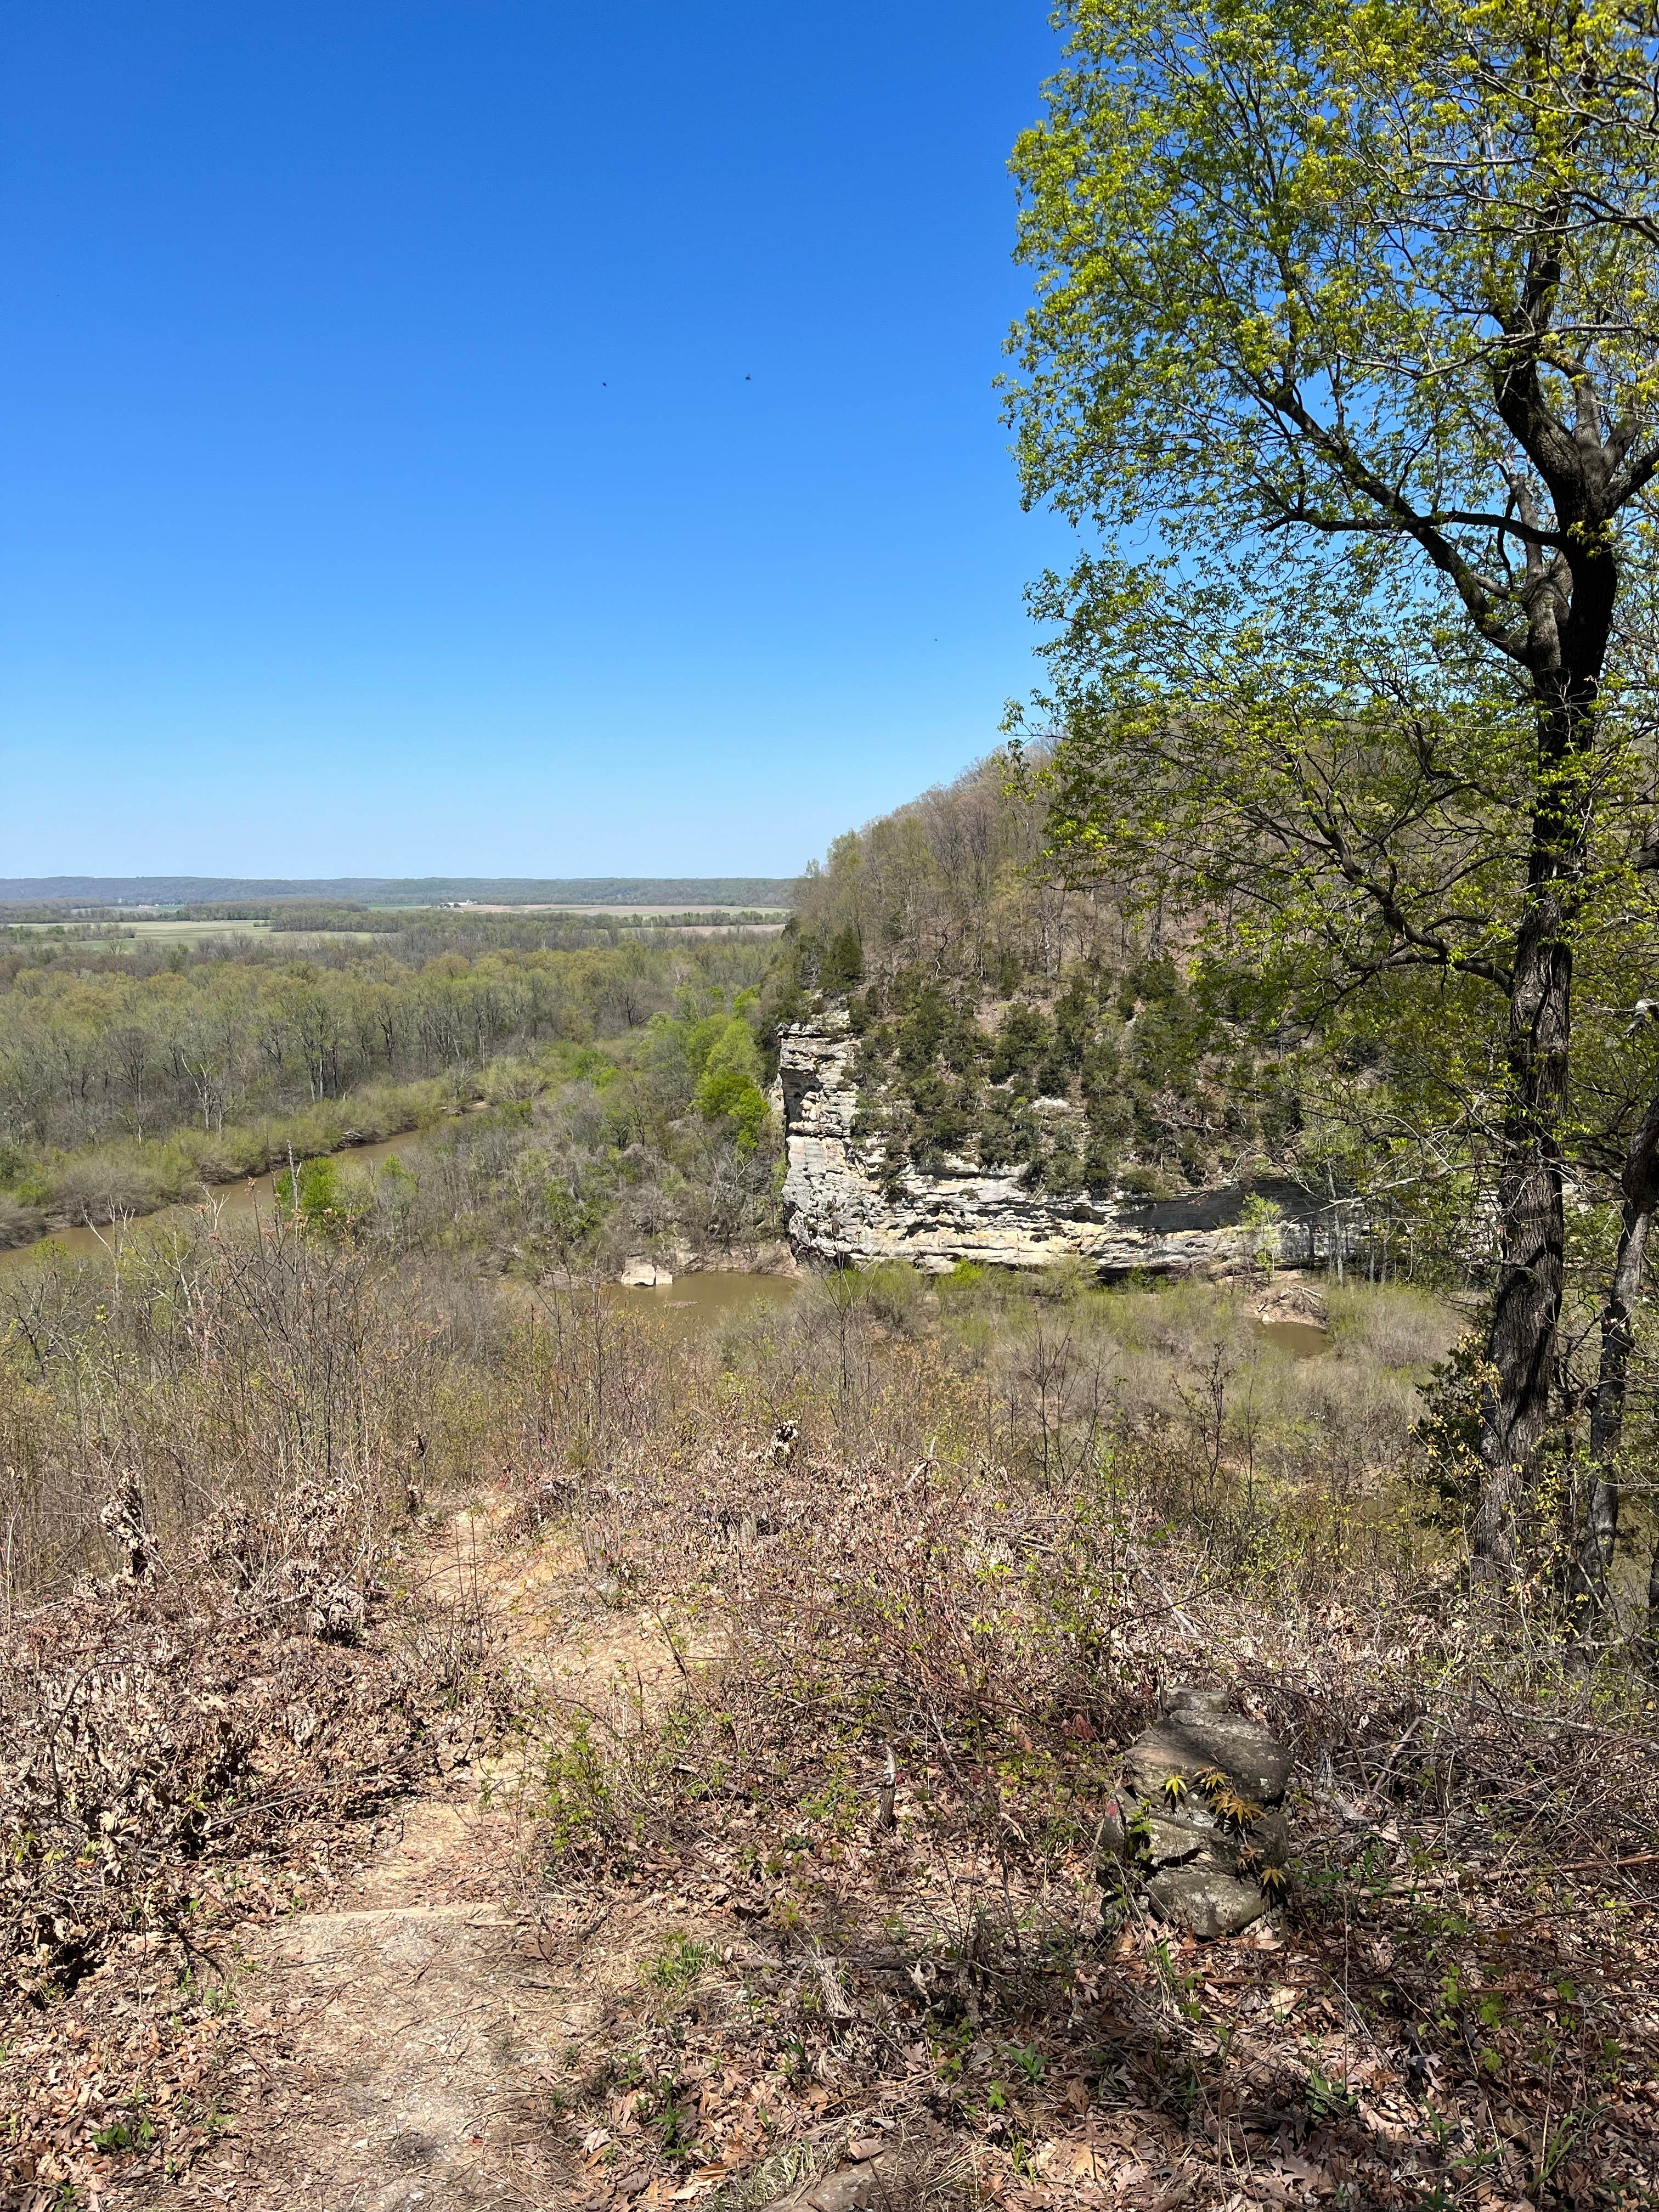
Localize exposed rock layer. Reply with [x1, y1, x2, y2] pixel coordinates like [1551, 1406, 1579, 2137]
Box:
[779, 1016, 1321, 1278]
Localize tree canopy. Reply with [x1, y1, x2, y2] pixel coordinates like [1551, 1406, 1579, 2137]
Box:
[1009, 0, 1659, 611]
[1006, 0, 1659, 1573]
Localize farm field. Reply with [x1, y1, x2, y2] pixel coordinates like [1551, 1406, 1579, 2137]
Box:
[2, 917, 382, 952]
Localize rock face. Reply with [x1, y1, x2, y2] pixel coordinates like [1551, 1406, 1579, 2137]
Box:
[1104, 1688, 1293, 1938]
[778, 1015, 1321, 1278]
[618, 1257, 674, 1286]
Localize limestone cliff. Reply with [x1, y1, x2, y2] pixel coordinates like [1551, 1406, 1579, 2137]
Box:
[779, 1014, 1329, 1277]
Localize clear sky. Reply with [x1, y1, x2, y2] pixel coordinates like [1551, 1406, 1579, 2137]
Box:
[0, 1, 1073, 878]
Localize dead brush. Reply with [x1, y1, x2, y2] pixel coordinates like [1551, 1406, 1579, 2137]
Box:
[501, 1298, 1659, 2210]
[0, 1218, 445, 1612]
[0, 1574, 495, 2007]
[385, 1543, 510, 1745]
[0, 1221, 523, 2019]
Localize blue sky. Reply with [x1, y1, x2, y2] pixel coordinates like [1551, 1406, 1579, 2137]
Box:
[0, 2, 1072, 878]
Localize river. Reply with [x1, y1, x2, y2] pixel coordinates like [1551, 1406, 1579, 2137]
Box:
[603, 1271, 798, 1336]
[0, 1137, 804, 1339]
[0, 1128, 427, 1280]
[1255, 1317, 1328, 1358]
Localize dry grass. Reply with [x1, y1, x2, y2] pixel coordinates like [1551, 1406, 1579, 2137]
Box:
[3, 1231, 1656, 2208]
[0, 1221, 521, 2202]
[495, 1278, 1659, 2210]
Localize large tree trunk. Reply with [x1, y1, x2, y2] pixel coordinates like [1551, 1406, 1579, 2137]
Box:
[1462, 348, 1623, 1548]
[1474, 890, 1573, 1573]
[1563, 1077, 1659, 1647]
[1570, 1088, 1659, 1631]
[1473, 634, 1606, 1574]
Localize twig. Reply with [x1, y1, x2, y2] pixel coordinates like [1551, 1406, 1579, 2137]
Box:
[651, 1604, 694, 1686]
[1131, 1558, 1203, 1638]
[1431, 1683, 1659, 1751]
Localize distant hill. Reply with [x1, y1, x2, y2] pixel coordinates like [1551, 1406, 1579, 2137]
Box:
[0, 876, 800, 909]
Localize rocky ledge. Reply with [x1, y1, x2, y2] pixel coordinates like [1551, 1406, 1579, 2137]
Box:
[778, 1015, 1321, 1278]
[1104, 1686, 1294, 1938]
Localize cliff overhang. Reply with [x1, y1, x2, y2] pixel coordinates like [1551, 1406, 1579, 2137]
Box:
[779, 1016, 1332, 1278]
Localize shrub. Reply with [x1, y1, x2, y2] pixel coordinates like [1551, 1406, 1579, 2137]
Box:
[0, 1193, 44, 1249]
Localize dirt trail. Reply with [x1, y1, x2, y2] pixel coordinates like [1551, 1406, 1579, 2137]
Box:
[174, 1510, 704, 2212]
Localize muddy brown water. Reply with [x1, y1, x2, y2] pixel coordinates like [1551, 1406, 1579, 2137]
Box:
[603, 1271, 798, 1336]
[1255, 1318, 1329, 1358]
[0, 1129, 426, 1279]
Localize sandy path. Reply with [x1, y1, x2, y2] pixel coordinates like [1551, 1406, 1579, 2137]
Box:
[164, 1513, 706, 2212]
[229, 1797, 580, 2209]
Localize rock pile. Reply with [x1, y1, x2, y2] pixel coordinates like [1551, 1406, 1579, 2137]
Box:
[1104, 1687, 1293, 1937]
[1255, 1278, 1328, 1330]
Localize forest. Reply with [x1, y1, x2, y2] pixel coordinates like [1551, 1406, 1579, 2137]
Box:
[0, 913, 778, 1246]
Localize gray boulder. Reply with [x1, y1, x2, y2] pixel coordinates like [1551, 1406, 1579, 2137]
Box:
[1145, 1863, 1277, 1941]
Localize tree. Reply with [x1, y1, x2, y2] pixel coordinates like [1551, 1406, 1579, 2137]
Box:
[693, 1017, 771, 1149]
[1006, 0, 1659, 1570]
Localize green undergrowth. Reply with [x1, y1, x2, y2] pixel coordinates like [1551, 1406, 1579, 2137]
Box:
[1, 1074, 462, 1235]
